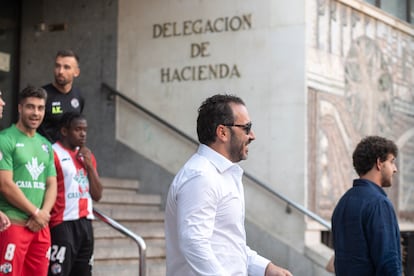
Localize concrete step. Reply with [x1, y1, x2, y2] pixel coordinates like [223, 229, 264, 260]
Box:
[94, 237, 165, 259]
[99, 191, 162, 205]
[101, 177, 140, 191]
[95, 202, 161, 213]
[93, 206, 165, 222]
[93, 258, 165, 276]
[93, 220, 165, 239]
[94, 177, 166, 275]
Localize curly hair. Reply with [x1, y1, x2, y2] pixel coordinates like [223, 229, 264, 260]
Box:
[352, 136, 398, 176]
[197, 94, 244, 145]
[59, 111, 85, 130]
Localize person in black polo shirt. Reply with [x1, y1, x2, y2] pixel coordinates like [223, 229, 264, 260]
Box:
[39, 49, 84, 143]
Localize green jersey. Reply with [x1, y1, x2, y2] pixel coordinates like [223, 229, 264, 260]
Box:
[0, 124, 56, 220]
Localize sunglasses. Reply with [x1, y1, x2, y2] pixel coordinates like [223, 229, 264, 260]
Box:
[223, 122, 252, 135]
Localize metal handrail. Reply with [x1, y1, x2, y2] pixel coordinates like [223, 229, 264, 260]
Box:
[244, 172, 331, 230]
[93, 207, 147, 276]
[103, 83, 198, 146]
[102, 82, 331, 231]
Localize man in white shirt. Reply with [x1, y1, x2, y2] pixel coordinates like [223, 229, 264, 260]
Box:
[165, 94, 292, 276]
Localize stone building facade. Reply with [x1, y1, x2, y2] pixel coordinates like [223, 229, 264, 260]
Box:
[307, 0, 414, 225]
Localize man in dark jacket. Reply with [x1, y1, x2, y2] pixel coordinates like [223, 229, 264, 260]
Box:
[332, 136, 402, 275]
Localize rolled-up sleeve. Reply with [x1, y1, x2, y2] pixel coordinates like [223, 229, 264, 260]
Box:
[247, 245, 271, 275]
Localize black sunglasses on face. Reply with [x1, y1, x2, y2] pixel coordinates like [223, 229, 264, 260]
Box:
[223, 122, 252, 135]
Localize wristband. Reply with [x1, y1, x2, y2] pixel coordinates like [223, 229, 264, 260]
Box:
[33, 208, 40, 216]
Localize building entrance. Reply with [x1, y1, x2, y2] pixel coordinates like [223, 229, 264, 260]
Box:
[0, 1, 20, 128]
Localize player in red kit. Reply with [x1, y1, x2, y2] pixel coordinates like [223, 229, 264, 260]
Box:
[48, 112, 102, 276]
[0, 87, 57, 276]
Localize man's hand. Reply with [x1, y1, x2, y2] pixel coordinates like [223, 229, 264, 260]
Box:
[30, 208, 50, 228]
[265, 262, 293, 276]
[26, 208, 50, 232]
[0, 211, 10, 232]
[77, 146, 93, 169]
[26, 217, 43, 232]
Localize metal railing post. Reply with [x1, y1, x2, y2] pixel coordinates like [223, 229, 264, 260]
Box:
[93, 208, 147, 276]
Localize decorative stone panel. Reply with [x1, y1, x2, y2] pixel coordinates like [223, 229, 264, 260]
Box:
[307, 0, 414, 221]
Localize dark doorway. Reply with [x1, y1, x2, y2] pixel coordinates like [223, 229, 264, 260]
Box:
[0, 1, 20, 129]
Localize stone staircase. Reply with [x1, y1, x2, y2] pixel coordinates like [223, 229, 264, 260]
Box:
[92, 177, 166, 275]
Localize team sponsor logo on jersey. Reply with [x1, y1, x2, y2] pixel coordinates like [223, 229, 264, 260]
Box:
[0, 150, 2, 161]
[75, 170, 89, 192]
[15, 143, 24, 147]
[68, 170, 91, 199]
[52, 106, 62, 114]
[71, 98, 80, 109]
[0, 262, 12, 274]
[25, 157, 45, 180]
[67, 191, 91, 199]
[50, 263, 62, 274]
[16, 180, 45, 189]
[51, 102, 62, 114]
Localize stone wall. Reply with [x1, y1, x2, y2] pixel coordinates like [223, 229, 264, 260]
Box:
[307, 0, 414, 222]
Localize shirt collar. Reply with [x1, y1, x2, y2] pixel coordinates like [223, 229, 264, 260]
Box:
[197, 144, 243, 174]
[353, 178, 387, 197]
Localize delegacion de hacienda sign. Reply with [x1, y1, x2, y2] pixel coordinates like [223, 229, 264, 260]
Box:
[152, 14, 252, 83]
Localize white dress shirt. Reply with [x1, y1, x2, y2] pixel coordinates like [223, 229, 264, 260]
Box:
[165, 144, 270, 276]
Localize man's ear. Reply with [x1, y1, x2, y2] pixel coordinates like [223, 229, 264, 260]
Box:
[216, 125, 229, 142]
[74, 67, 80, 78]
[376, 158, 383, 171]
[60, 127, 68, 137]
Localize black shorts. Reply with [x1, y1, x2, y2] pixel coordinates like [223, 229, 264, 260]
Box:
[48, 218, 94, 276]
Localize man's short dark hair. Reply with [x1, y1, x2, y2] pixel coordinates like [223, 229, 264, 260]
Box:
[56, 49, 79, 65]
[19, 86, 47, 104]
[352, 136, 398, 176]
[59, 111, 85, 131]
[197, 94, 245, 145]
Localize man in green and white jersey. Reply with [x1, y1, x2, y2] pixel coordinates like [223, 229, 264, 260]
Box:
[0, 86, 57, 276]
